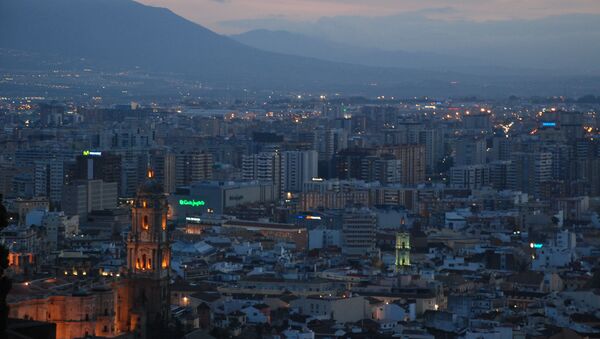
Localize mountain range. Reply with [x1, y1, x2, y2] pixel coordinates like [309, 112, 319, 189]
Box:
[1, 0, 599, 97]
[231, 29, 529, 77]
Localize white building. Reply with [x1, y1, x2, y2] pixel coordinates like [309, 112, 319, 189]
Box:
[62, 179, 118, 218]
[42, 211, 79, 251]
[290, 295, 367, 323]
[450, 165, 490, 189]
[282, 150, 318, 193]
[34, 158, 65, 205]
[308, 228, 342, 250]
[242, 152, 281, 193]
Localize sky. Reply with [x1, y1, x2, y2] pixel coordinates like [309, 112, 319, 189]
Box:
[138, 0, 600, 34]
[135, 0, 600, 73]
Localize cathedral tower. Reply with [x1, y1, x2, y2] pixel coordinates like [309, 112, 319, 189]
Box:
[117, 169, 171, 338]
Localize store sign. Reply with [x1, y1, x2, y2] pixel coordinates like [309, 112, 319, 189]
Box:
[179, 199, 205, 207]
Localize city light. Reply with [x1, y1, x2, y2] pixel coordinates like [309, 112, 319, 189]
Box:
[179, 199, 206, 207]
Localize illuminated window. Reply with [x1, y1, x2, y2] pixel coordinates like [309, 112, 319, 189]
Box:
[142, 200, 147, 208]
[162, 255, 169, 269]
[142, 216, 149, 230]
[162, 216, 167, 231]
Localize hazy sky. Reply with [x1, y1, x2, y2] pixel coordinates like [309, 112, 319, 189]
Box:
[138, 0, 600, 33]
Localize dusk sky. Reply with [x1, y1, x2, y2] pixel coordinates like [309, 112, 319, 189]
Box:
[138, 0, 600, 34]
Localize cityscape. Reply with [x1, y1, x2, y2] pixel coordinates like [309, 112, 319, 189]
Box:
[1, 1, 600, 339]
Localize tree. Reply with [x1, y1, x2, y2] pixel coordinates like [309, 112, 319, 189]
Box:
[0, 194, 11, 335]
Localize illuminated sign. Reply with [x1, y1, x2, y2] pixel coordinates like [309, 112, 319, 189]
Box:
[297, 215, 322, 220]
[529, 243, 543, 249]
[179, 199, 205, 207]
[82, 150, 102, 156]
[541, 122, 557, 128]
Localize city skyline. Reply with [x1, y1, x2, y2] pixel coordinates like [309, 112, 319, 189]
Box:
[1, 1, 600, 339]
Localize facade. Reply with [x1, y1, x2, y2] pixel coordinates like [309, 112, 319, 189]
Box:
[242, 151, 281, 194]
[9, 287, 116, 339]
[8, 172, 172, 339]
[42, 211, 79, 251]
[62, 179, 117, 218]
[170, 180, 276, 218]
[395, 231, 410, 269]
[342, 208, 377, 257]
[281, 150, 318, 193]
[175, 150, 213, 187]
[508, 152, 552, 197]
[74, 151, 122, 188]
[149, 148, 177, 194]
[379, 145, 426, 185]
[453, 137, 486, 167]
[34, 158, 65, 206]
[291, 296, 367, 323]
[450, 165, 491, 189]
[117, 170, 171, 337]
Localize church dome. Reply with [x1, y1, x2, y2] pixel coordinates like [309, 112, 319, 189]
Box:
[137, 169, 164, 195]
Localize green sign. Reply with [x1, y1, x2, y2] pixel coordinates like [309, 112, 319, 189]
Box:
[179, 199, 205, 207]
[82, 150, 102, 156]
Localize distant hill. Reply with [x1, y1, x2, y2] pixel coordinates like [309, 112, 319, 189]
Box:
[0, 0, 599, 97]
[0, 0, 461, 92]
[232, 29, 525, 77]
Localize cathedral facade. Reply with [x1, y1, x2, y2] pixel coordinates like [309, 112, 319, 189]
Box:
[9, 171, 172, 339]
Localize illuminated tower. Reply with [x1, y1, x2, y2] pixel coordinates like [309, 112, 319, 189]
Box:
[118, 169, 171, 338]
[395, 231, 410, 270]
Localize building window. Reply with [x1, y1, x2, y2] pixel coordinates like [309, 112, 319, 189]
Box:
[142, 215, 149, 230]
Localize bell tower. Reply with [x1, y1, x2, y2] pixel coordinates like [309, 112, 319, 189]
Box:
[395, 217, 411, 272]
[118, 169, 171, 338]
[127, 169, 170, 278]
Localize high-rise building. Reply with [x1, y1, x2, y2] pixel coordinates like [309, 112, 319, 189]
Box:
[450, 165, 491, 189]
[342, 208, 377, 258]
[360, 155, 402, 184]
[490, 160, 511, 190]
[316, 128, 348, 161]
[385, 122, 444, 175]
[34, 159, 65, 206]
[116, 150, 150, 197]
[175, 150, 213, 186]
[453, 137, 486, 166]
[74, 151, 122, 187]
[281, 150, 318, 193]
[149, 149, 177, 193]
[379, 145, 426, 185]
[508, 152, 552, 197]
[242, 152, 281, 193]
[491, 136, 513, 161]
[463, 112, 492, 133]
[62, 179, 118, 218]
